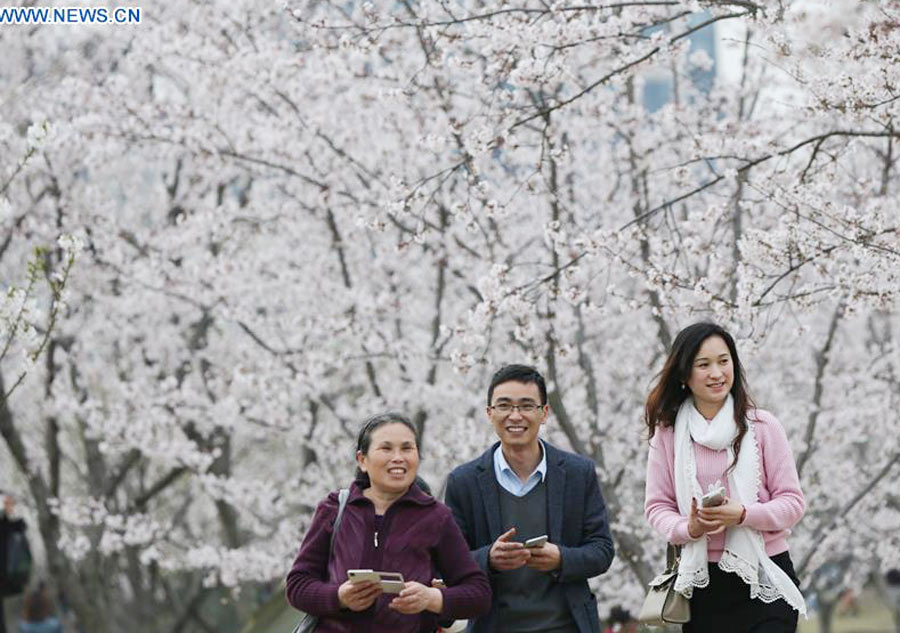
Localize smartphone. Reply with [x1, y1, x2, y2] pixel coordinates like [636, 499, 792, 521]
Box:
[700, 487, 726, 508]
[524, 535, 548, 548]
[347, 569, 405, 593]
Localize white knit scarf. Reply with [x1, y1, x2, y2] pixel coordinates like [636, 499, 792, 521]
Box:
[673, 395, 806, 615]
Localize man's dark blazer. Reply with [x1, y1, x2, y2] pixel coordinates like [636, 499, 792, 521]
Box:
[444, 441, 614, 633]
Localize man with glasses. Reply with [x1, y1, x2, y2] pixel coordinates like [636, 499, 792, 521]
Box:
[444, 364, 614, 633]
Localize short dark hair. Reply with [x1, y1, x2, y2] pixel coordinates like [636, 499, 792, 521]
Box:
[487, 364, 547, 406]
[354, 412, 420, 482]
[608, 605, 634, 624]
[886, 569, 900, 586]
[356, 411, 419, 455]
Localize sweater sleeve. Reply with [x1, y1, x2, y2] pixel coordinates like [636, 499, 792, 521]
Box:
[742, 413, 806, 532]
[432, 510, 492, 620]
[284, 497, 344, 617]
[644, 430, 695, 545]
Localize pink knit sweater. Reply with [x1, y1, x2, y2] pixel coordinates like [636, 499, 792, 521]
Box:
[644, 408, 806, 562]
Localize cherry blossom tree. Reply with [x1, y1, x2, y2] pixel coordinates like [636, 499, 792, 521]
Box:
[1, 1, 899, 631]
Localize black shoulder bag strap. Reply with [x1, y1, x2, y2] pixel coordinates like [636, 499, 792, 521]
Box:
[289, 488, 351, 633]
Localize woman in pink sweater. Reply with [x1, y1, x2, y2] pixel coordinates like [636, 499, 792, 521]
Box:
[643, 322, 807, 632]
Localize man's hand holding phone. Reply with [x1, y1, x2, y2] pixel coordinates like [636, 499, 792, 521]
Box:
[524, 535, 561, 572]
[489, 527, 531, 571]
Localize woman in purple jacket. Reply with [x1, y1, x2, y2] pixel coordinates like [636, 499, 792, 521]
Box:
[286, 412, 491, 633]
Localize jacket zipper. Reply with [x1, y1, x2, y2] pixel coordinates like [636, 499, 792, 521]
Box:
[374, 531, 379, 548]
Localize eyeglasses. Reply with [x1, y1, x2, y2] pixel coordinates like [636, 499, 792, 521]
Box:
[488, 403, 543, 414]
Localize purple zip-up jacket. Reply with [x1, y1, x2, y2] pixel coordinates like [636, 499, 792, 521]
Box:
[286, 482, 491, 633]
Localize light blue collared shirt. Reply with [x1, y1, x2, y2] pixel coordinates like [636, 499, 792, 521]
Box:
[493, 440, 548, 497]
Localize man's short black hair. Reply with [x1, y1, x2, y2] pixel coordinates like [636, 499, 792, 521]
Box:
[487, 364, 547, 406]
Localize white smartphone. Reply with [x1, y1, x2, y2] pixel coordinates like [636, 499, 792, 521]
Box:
[700, 487, 726, 508]
[524, 535, 548, 548]
[347, 569, 405, 593]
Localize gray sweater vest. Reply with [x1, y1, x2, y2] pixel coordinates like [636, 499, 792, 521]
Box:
[495, 483, 578, 633]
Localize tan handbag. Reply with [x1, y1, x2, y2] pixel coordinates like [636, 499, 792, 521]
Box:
[637, 543, 691, 625]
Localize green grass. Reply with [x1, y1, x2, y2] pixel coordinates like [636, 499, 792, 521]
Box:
[799, 587, 896, 633]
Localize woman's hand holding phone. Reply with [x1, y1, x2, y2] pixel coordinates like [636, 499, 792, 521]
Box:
[338, 578, 382, 611]
[687, 497, 725, 538]
[388, 581, 443, 614]
[698, 497, 745, 528]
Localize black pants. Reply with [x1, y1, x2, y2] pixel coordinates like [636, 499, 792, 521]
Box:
[683, 551, 801, 633]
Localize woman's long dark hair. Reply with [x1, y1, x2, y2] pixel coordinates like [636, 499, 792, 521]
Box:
[644, 322, 755, 471]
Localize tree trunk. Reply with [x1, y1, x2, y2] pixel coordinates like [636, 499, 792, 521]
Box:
[818, 600, 835, 633]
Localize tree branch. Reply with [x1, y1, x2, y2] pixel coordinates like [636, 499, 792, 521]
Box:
[796, 452, 900, 575]
[511, 11, 751, 130]
[128, 467, 190, 513]
[796, 299, 844, 476]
